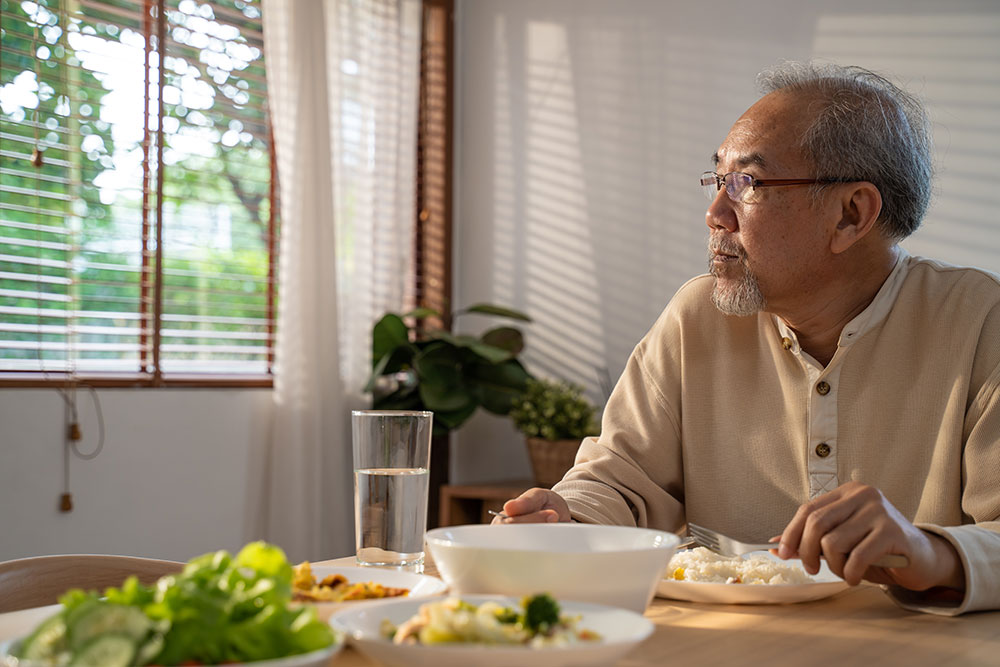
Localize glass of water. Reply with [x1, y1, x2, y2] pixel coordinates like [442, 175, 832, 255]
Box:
[352, 410, 433, 566]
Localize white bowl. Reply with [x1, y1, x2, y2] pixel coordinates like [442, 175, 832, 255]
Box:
[424, 524, 680, 613]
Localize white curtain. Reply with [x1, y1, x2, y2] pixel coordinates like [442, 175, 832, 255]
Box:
[260, 0, 422, 563]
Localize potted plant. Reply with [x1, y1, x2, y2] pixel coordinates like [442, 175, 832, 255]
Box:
[509, 377, 599, 488]
[366, 303, 534, 433]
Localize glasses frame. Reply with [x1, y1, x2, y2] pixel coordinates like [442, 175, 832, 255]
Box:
[701, 171, 851, 203]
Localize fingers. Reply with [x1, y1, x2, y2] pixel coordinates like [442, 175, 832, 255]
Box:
[779, 482, 929, 586]
[493, 509, 560, 524]
[797, 498, 862, 576]
[778, 486, 846, 563]
[495, 488, 571, 523]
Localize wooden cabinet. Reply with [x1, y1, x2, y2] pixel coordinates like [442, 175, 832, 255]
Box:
[437, 480, 534, 526]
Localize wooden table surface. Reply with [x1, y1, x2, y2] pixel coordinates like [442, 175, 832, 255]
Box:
[314, 555, 1000, 666]
[0, 555, 996, 666]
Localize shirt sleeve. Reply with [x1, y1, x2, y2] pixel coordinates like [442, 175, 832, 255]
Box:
[886, 357, 1000, 615]
[552, 312, 686, 533]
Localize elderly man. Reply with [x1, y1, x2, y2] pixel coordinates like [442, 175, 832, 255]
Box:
[498, 62, 1000, 615]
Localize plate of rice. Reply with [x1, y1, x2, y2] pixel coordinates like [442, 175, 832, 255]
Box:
[657, 548, 849, 604]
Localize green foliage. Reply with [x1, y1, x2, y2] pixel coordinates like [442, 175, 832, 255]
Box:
[510, 377, 597, 441]
[367, 304, 534, 435]
[18, 542, 334, 666]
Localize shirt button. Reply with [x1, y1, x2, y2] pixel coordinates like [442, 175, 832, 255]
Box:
[816, 381, 831, 395]
[782, 337, 793, 350]
[815, 442, 832, 458]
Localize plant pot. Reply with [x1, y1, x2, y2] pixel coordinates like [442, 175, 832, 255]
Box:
[524, 437, 581, 488]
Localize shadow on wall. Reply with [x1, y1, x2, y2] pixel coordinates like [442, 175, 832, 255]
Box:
[470, 2, 1000, 406]
[810, 13, 1000, 270]
[479, 5, 781, 401]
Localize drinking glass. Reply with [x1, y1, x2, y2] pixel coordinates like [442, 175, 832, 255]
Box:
[352, 410, 433, 566]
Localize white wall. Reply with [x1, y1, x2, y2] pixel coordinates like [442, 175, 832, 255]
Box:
[3, 0, 999, 560]
[0, 389, 272, 562]
[451, 0, 1000, 482]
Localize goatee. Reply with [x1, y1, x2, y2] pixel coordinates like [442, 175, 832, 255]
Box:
[708, 238, 766, 316]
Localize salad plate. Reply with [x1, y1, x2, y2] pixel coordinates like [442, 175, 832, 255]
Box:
[298, 565, 447, 621]
[329, 594, 654, 667]
[657, 550, 849, 604]
[0, 638, 342, 667]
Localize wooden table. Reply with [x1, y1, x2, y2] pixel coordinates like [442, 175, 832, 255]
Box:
[0, 556, 996, 666]
[309, 556, 1000, 666]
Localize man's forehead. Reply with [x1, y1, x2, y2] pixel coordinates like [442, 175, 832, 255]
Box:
[712, 91, 814, 172]
[711, 150, 768, 170]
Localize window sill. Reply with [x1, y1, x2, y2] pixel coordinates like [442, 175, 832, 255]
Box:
[0, 372, 274, 389]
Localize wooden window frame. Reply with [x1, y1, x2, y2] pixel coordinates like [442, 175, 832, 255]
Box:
[0, 1, 277, 389]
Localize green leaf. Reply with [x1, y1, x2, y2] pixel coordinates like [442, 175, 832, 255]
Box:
[470, 359, 532, 414]
[432, 401, 479, 430]
[364, 354, 393, 393]
[414, 343, 475, 412]
[480, 326, 524, 355]
[460, 303, 532, 322]
[372, 314, 411, 365]
[467, 342, 513, 364]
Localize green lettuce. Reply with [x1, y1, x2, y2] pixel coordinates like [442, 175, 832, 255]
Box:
[55, 541, 335, 665]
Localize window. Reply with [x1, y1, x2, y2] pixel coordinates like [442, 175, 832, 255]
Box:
[0, 0, 276, 386]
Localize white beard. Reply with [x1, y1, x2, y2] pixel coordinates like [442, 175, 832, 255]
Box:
[707, 243, 766, 316]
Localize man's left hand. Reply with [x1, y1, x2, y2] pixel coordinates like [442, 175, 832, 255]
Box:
[777, 481, 965, 591]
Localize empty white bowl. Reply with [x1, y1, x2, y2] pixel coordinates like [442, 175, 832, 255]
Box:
[424, 523, 680, 613]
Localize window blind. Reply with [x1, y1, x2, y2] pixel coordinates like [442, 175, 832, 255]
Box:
[0, 0, 276, 385]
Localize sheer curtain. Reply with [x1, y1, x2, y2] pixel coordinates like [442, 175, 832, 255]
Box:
[260, 0, 421, 562]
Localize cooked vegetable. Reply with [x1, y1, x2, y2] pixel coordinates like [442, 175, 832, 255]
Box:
[386, 594, 600, 647]
[522, 593, 560, 634]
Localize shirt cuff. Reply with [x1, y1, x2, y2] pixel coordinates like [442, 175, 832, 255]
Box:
[882, 524, 988, 616]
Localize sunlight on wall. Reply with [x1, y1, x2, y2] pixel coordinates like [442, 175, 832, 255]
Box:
[811, 13, 1000, 273]
[462, 1, 1000, 423]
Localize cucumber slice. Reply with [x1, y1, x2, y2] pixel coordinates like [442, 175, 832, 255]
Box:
[18, 613, 68, 661]
[134, 631, 165, 665]
[69, 633, 136, 667]
[68, 602, 151, 649]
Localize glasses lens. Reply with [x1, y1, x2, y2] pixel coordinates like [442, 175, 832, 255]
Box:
[700, 172, 719, 201]
[724, 172, 754, 202]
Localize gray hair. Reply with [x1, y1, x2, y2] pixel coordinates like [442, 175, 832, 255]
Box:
[757, 62, 933, 240]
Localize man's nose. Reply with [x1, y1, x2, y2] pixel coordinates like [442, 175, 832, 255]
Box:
[706, 188, 737, 232]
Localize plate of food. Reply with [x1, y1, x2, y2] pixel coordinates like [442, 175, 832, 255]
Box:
[329, 593, 654, 667]
[656, 547, 850, 604]
[0, 542, 343, 667]
[292, 562, 447, 620]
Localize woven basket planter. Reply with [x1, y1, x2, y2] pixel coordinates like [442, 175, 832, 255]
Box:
[524, 437, 581, 488]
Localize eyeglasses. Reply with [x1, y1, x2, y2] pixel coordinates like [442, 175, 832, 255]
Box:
[701, 171, 849, 203]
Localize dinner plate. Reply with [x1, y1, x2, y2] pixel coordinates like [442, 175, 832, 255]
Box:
[299, 565, 447, 621]
[656, 551, 849, 604]
[0, 637, 343, 667]
[329, 594, 654, 667]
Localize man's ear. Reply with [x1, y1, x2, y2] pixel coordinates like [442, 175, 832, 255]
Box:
[831, 182, 882, 254]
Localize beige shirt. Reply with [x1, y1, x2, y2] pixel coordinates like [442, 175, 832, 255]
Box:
[553, 254, 1000, 614]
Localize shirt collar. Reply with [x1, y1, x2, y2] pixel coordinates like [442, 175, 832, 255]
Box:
[773, 248, 911, 350]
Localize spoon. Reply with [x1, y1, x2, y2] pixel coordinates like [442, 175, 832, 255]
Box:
[487, 510, 510, 520]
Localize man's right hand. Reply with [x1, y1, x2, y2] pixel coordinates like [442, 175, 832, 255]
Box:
[492, 487, 571, 524]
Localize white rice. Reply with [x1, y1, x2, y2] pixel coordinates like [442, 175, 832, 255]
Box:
[667, 547, 813, 585]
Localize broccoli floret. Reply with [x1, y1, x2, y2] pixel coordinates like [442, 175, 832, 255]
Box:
[495, 608, 519, 624]
[521, 593, 560, 634]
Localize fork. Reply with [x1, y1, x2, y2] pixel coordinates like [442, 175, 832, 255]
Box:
[687, 523, 909, 568]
